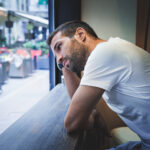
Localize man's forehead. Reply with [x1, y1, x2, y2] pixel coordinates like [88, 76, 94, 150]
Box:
[51, 32, 62, 46]
[51, 31, 70, 50]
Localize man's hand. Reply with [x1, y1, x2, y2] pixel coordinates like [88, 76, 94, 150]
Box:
[85, 109, 97, 130]
[86, 109, 109, 137]
[74, 109, 110, 150]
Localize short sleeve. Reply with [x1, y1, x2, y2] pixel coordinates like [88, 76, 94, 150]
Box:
[80, 42, 131, 91]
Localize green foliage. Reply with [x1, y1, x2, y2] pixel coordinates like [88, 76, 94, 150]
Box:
[23, 41, 34, 49]
[36, 41, 49, 55]
[23, 41, 49, 56]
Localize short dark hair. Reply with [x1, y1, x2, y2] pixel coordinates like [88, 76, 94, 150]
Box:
[47, 20, 98, 46]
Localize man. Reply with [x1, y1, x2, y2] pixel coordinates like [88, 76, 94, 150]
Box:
[47, 20, 150, 150]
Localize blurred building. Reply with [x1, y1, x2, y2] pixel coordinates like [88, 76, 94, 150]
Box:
[0, 0, 48, 47]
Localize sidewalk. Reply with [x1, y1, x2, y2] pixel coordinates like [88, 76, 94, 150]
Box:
[0, 70, 49, 135]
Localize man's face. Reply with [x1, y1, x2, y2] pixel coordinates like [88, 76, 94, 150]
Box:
[51, 31, 88, 72]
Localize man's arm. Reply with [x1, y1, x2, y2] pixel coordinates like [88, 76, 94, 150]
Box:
[64, 85, 104, 133]
[62, 68, 80, 98]
[62, 68, 105, 133]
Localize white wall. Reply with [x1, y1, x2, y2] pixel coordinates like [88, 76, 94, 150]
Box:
[81, 0, 137, 43]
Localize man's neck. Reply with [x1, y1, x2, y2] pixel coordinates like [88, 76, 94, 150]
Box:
[88, 38, 106, 53]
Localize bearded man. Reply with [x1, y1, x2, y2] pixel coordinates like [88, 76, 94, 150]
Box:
[47, 21, 150, 150]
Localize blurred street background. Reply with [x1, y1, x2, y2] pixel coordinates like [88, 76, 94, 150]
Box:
[0, 0, 49, 135]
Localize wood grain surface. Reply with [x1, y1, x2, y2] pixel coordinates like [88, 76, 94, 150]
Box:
[0, 84, 78, 150]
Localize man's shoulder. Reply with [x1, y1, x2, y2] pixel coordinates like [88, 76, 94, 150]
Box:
[94, 37, 122, 53]
[88, 39, 122, 63]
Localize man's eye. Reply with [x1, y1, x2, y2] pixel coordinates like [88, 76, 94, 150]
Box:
[57, 44, 62, 51]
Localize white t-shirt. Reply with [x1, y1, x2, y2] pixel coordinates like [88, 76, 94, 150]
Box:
[80, 37, 150, 141]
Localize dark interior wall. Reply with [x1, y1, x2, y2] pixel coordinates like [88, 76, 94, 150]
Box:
[55, 0, 81, 27]
[54, 0, 81, 84]
[136, 0, 150, 52]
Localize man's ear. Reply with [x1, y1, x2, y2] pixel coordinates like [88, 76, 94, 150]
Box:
[74, 27, 86, 42]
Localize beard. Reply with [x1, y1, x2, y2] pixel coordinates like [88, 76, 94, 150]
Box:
[65, 39, 89, 73]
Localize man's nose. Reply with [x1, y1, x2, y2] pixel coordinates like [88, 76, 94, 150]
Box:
[57, 54, 63, 64]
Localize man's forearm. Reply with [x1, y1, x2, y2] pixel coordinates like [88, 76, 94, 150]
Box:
[62, 68, 80, 98]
